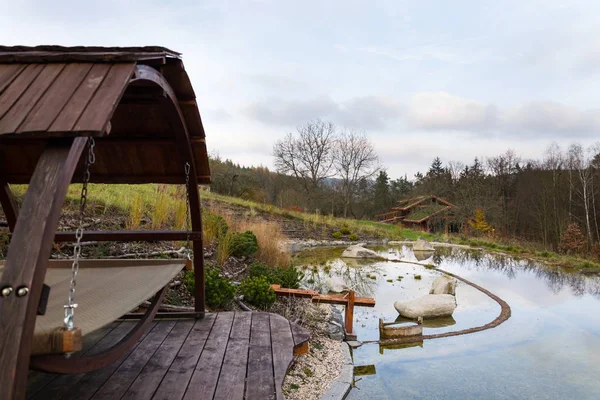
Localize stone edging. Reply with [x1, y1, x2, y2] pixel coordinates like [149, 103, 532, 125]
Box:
[364, 267, 512, 346]
[320, 342, 353, 400]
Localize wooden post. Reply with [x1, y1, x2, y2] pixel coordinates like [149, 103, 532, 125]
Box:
[345, 290, 357, 341]
[0, 138, 87, 400]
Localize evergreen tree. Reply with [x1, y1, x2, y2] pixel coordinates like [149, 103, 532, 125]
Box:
[373, 171, 391, 213]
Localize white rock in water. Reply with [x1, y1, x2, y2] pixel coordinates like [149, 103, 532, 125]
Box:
[327, 276, 347, 293]
[430, 275, 457, 295]
[341, 245, 380, 259]
[413, 238, 435, 251]
[394, 294, 457, 318]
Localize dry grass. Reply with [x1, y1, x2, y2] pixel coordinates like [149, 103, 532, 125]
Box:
[216, 231, 234, 265]
[151, 186, 170, 229]
[126, 193, 144, 230]
[237, 221, 291, 267]
[174, 199, 187, 230]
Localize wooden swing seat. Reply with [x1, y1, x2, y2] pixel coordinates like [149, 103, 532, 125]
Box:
[0, 259, 185, 355]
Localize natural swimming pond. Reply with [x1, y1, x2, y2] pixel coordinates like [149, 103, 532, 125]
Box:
[294, 245, 600, 400]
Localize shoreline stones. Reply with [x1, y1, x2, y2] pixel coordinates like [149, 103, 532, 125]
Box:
[394, 294, 457, 319]
[328, 306, 345, 341]
[413, 238, 435, 252]
[430, 275, 457, 295]
[341, 245, 381, 259]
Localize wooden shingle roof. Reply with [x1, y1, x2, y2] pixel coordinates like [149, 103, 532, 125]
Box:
[0, 46, 210, 184]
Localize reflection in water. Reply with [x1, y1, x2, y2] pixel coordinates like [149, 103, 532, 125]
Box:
[295, 245, 600, 400]
[378, 340, 423, 354]
[394, 315, 456, 328]
[433, 247, 600, 299]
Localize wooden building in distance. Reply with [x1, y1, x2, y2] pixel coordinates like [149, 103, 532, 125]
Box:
[375, 195, 459, 233]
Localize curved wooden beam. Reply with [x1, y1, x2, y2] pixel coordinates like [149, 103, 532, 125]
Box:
[130, 65, 205, 315]
[0, 138, 87, 400]
[29, 286, 167, 374]
[0, 179, 19, 231]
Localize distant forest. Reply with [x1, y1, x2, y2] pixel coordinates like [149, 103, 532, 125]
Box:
[209, 121, 600, 251]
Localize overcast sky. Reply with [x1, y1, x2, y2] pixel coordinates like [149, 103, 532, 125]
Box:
[4, 0, 600, 179]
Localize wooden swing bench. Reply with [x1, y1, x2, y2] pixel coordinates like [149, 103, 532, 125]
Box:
[0, 46, 309, 400]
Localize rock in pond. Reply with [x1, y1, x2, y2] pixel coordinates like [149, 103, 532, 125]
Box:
[326, 276, 348, 293]
[341, 245, 380, 259]
[413, 238, 435, 251]
[394, 294, 457, 319]
[430, 275, 457, 295]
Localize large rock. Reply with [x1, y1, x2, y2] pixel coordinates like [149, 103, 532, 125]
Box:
[413, 238, 435, 251]
[341, 245, 380, 259]
[394, 294, 457, 319]
[326, 276, 348, 293]
[430, 275, 457, 295]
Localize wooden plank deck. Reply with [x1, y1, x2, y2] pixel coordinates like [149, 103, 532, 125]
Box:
[27, 312, 309, 400]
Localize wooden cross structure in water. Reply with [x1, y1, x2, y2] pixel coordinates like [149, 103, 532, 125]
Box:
[270, 285, 376, 340]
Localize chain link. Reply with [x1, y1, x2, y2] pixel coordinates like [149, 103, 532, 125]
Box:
[184, 162, 193, 261]
[64, 138, 95, 330]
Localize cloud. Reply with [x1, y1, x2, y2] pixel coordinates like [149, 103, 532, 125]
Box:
[406, 92, 497, 131]
[243, 95, 403, 130]
[505, 101, 600, 135]
[244, 92, 600, 138]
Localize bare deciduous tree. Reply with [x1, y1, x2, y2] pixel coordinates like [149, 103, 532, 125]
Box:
[273, 120, 337, 209]
[334, 130, 380, 217]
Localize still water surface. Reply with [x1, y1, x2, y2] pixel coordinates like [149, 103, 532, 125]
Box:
[295, 246, 600, 400]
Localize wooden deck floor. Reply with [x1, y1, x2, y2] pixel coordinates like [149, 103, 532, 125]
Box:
[27, 312, 310, 400]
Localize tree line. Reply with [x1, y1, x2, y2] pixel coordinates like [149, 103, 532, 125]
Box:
[209, 119, 600, 251]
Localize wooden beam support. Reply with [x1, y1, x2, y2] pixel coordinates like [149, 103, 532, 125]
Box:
[130, 65, 206, 316]
[53, 230, 203, 242]
[0, 137, 87, 400]
[0, 180, 19, 232]
[344, 291, 356, 341]
[311, 294, 376, 307]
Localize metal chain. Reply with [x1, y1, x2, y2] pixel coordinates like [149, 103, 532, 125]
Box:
[184, 162, 193, 261]
[64, 138, 95, 330]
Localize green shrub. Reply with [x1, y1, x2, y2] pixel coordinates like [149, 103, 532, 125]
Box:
[248, 262, 303, 289]
[340, 226, 351, 235]
[231, 230, 258, 257]
[240, 276, 276, 308]
[332, 231, 342, 239]
[349, 233, 359, 241]
[186, 268, 235, 308]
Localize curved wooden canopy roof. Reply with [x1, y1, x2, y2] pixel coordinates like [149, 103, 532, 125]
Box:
[0, 46, 210, 184]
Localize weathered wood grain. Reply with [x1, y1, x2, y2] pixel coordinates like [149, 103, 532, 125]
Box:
[270, 313, 295, 400]
[0, 64, 44, 122]
[183, 312, 235, 400]
[213, 312, 252, 400]
[0, 64, 26, 93]
[17, 63, 93, 133]
[245, 312, 276, 400]
[0, 63, 65, 134]
[152, 314, 216, 400]
[59, 321, 157, 400]
[90, 320, 176, 400]
[122, 320, 194, 399]
[48, 64, 110, 133]
[26, 322, 119, 399]
[74, 63, 135, 134]
[25, 313, 310, 400]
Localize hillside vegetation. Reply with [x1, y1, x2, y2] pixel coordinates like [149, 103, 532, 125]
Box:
[1, 184, 600, 273]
